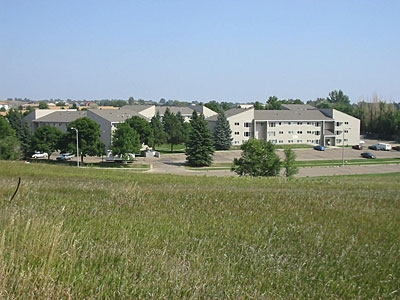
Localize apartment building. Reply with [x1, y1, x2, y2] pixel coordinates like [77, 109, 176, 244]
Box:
[207, 105, 360, 147]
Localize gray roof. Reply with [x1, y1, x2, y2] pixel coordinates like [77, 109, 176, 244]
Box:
[34, 111, 87, 123]
[156, 106, 194, 116]
[254, 109, 332, 121]
[281, 104, 316, 111]
[122, 104, 154, 112]
[89, 108, 145, 122]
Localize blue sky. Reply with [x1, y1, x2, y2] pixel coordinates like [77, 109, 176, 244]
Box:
[1, 1, 399, 103]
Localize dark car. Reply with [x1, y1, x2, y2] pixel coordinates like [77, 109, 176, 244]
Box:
[361, 152, 376, 159]
[368, 145, 378, 150]
[352, 145, 363, 150]
[314, 145, 325, 151]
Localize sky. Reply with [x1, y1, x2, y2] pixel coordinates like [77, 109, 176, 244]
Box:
[1, 1, 399, 104]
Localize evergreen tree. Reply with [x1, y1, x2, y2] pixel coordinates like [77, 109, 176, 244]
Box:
[6, 108, 32, 157]
[163, 108, 186, 152]
[283, 148, 299, 177]
[231, 139, 281, 177]
[185, 111, 215, 167]
[213, 111, 232, 150]
[150, 111, 167, 149]
[0, 116, 21, 160]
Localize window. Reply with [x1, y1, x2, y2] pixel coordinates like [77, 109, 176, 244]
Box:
[244, 132, 251, 137]
[268, 131, 276, 137]
[297, 140, 302, 143]
[344, 129, 349, 133]
[288, 140, 294, 143]
[278, 140, 284, 143]
[279, 131, 284, 134]
[270, 140, 277, 144]
[278, 122, 282, 125]
[288, 122, 292, 125]
[315, 122, 320, 127]
[234, 122, 239, 126]
[315, 131, 320, 135]
[307, 130, 312, 134]
[234, 132, 239, 135]
[288, 130, 294, 134]
[336, 122, 341, 126]
[297, 122, 302, 125]
[345, 121, 349, 125]
[270, 122, 276, 127]
[307, 122, 311, 125]
[244, 122, 250, 127]
[297, 131, 303, 134]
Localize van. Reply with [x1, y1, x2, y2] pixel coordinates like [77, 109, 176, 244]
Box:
[377, 143, 392, 151]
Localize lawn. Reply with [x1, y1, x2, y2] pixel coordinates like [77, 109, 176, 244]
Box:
[0, 161, 399, 299]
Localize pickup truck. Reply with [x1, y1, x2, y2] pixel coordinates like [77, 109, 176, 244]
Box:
[56, 153, 75, 161]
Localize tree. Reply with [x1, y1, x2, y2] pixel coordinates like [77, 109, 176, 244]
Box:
[31, 125, 63, 158]
[185, 111, 215, 167]
[125, 116, 154, 147]
[111, 123, 140, 156]
[253, 101, 265, 110]
[204, 100, 222, 113]
[150, 111, 167, 149]
[38, 101, 48, 109]
[6, 108, 32, 157]
[163, 108, 186, 152]
[231, 139, 281, 177]
[60, 117, 105, 164]
[283, 148, 298, 177]
[213, 111, 232, 150]
[265, 96, 282, 110]
[128, 97, 135, 105]
[0, 116, 20, 160]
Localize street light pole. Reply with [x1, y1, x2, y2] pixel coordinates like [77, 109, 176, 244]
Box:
[71, 127, 79, 167]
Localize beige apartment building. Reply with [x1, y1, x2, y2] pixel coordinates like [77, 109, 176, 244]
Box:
[207, 104, 360, 147]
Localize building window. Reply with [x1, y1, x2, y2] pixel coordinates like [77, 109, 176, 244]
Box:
[278, 140, 284, 143]
[269, 122, 276, 127]
[297, 131, 303, 134]
[235, 132, 239, 135]
[288, 130, 294, 134]
[288, 140, 294, 143]
[279, 131, 284, 134]
[244, 122, 250, 127]
[297, 140, 302, 143]
[234, 122, 239, 126]
[307, 122, 311, 125]
[270, 140, 277, 144]
[268, 131, 276, 137]
[278, 122, 282, 125]
[344, 129, 349, 133]
[345, 121, 349, 125]
[244, 132, 251, 137]
[336, 122, 341, 126]
[315, 131, 320, 135]
[297, 122, 302, 125]
[288, 122, 292, 125]
[315, 122, 320, 127]
[307, 130, 312, 134]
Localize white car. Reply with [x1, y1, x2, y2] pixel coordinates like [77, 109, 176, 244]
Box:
[32, 152, 48, 159]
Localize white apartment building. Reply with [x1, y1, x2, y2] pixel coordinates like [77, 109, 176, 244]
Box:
[207, 105, 360, 147]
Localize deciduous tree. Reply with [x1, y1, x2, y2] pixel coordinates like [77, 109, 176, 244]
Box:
[231, 139, 281, 177]
[111, 123, 140, 156]
[31, 125, 63, 158]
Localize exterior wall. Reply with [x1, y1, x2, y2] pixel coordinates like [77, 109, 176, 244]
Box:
[329, 109, 360, 146]
[86, 110, 114, 150]
[24, 109, 57, 132]
[138, 105, 156, 119]
[256, 120, 323, 145]
[228, 108, 255, 146]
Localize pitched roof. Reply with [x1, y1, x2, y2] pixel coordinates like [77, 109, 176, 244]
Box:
[281, 104, 316, 111]
[34, 111, 87, 123]
[155, 106, 194, 115]
[254, 109, 332, 121]
[88, 108, 145, 122]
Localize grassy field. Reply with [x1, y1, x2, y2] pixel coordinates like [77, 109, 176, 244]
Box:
[0, 161, 399, 299]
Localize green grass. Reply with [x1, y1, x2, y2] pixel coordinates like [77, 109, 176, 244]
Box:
[0, 161, 399, 299]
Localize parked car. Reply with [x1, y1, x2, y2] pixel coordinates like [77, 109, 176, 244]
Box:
[392, 146, 400, 151]
[352, 145, 363, 150]
[32, 152, 48, 159]
[368, 145, 378, 150]
[314, 145, 325, 151]
[56, 153, 75, 161]
[361, 152, 376, 159]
